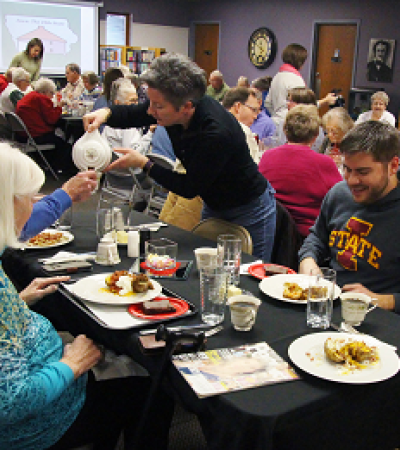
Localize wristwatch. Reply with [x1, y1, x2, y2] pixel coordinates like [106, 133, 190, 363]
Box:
[143, 159, 154, 175]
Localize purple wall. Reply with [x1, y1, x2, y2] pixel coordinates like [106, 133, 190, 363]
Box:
[99, 0, 189, 26]
[95, 0, 400, 115]
[187, 0, 400, 115]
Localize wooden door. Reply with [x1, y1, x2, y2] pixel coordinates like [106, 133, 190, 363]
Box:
[194, 24, 219, 80]
[312, 24, 357, 116]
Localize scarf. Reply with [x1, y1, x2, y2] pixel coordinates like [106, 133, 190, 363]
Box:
[279, 64, 305, 82]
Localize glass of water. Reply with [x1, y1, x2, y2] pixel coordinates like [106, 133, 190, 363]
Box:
[217, 234, 242, 286]
[200, 266, 228, 325]
[306, 268, 336, 329]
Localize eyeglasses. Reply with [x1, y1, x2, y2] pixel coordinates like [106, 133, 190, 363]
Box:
[241, 103, 260, 114]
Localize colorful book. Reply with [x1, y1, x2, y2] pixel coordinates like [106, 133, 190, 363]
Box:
[173, 342, 299, 398]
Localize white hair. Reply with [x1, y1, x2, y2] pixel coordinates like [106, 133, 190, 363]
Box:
[34, 77, 56, 95]
[371, 91, 390, 106]
[118, 64, 132, 77]
[210, 70, 223, 79]
[12, 68, 30, 84]
[0, 143, 44, 249]
[110, 78, 137, 104]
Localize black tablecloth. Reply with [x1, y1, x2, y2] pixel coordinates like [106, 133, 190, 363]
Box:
[4, 211, 400, 450]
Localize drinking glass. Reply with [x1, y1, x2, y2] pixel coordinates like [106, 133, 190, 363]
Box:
[306, 268, 336, 329]
[200, 266, 228, 325]
[96, 208, 114, 240]
[217, 234, 242, 286]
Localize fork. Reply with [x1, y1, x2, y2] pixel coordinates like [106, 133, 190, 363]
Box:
[205, 325, 223, 337]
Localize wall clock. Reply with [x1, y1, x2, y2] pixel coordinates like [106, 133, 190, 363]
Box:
[248, 27, 277, 69]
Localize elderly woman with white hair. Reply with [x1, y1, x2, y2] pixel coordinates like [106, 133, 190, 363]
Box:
[355, 91, 396, 127]
[102, 77, 155, 164]
[0, 143, 173, 450]
[16, 77, 75, 173]
[0, 67, 31, 113]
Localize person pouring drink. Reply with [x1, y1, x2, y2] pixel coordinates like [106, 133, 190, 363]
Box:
[83, 53, 276, 261]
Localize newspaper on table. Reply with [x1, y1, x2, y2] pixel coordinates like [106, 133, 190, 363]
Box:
[172, 342, 299, 398]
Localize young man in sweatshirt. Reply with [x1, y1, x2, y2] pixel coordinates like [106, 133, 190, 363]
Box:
[299, 121, 400, 312]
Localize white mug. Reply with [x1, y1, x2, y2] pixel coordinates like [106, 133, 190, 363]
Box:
[227, 295, 261, 331]
[340, 292, 378, 326]
[194, 247, 218, 271]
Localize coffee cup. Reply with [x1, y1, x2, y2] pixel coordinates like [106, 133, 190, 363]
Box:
[194, 247, 218, 271]
[95, 237, 120, 265]
[340, 292, 378, 326]
[227, 295, 261, 331]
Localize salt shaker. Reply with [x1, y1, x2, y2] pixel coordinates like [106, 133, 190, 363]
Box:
[128, 230, 140, 258]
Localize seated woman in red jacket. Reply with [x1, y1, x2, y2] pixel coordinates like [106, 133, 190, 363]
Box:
[258, 104, 342, 237]
[16, 77, 74, 173]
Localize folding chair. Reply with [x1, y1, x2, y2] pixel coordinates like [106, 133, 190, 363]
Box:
[191, 217, 253, 255]
[0, 112, 11, 139]
[97, 150, 153, 214]
[5, 112, 59, 180]
[144, 153, 175, 218]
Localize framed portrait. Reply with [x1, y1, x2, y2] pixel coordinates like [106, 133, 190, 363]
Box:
[367, 38, 396, 83]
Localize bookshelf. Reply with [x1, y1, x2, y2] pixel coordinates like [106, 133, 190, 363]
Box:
[99, 45, 126, 78]
[124, 47, 166, 75]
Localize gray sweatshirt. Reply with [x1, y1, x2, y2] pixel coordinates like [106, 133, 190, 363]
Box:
[299, 177, 400, 313]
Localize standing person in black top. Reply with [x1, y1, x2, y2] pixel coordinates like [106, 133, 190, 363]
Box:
[83, 53, 276, 260]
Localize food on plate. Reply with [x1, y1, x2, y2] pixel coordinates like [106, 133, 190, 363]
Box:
[28, 231, 68, 247]
[142, 299, 176, 315]
[105, 271, 154, 296]
[146, 253, 175, 270]
[132, 273, 154, 293]
[324, 337, 378, 369]
[283, 282, 307, 300]
[283, 282, 328, 301]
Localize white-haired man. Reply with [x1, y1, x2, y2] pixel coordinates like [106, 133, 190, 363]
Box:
[206, 70, 230, 102]
[0, 67, 31, 113]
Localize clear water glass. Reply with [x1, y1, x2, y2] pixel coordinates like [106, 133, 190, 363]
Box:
[217, 234, 242, 286]
[200, 266, 228, 325]
[306, 267, 336, 329]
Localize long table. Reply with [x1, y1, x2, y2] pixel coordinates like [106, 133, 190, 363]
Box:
[4, 211, 400, 450]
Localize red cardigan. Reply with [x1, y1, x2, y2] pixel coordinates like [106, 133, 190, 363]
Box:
[0, 75, 8, 94]
[16, 91, 62, 137]
[258, 143, 342, 237]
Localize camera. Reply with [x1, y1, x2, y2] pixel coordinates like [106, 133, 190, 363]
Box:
[332, 95, 345, 108]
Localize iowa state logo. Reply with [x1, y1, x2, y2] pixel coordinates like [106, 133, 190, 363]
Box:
[329, 217, 381, 271]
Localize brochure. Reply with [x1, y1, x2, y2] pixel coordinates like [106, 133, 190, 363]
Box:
[172, 342, 299, 398]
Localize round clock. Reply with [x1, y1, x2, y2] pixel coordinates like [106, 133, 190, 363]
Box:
[248, 27, 277, 69]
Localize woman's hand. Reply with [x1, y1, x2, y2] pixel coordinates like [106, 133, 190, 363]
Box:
[104, 148, 149, 172]
[20, 276, 70, 306]
[61, 334, 102, 379]
[82, 108, 110, 132]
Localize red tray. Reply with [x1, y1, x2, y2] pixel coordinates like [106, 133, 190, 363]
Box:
[128, 297, 189, 320]
[248, 263, 296, 280]
[140, 261, 181, 276]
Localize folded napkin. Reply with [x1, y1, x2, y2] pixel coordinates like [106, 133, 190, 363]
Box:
[39, 251, 96, 264]
[125, 222, 168, 232]
[240, 260, 263, 275]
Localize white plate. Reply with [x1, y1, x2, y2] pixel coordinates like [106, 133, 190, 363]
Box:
[26, 229, 74, 249]
[259, 273, 341, 304]
[288, 332, 399, 384]
[66, 273, 162, 305]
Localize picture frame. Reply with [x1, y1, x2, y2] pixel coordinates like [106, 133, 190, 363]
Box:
[367, 38, 396, 83]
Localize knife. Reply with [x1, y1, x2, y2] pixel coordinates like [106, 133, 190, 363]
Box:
[139, 323, 213, 336]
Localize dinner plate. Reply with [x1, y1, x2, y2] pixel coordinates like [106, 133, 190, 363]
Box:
[66, 273, 162, 305]
[26, 229, 74, 249]
[259, 273, 341, 304]
[248, 263, 296, 280]
[288, 332, 399, 384]
[128, 297, 189, 320]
